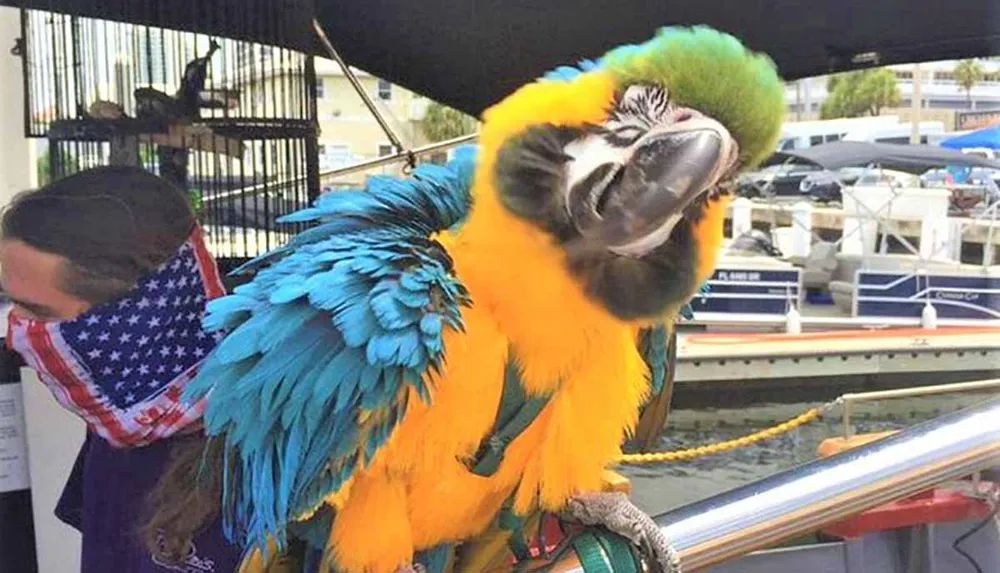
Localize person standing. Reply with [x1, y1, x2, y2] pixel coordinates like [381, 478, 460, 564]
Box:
[0, 165, 245, 572]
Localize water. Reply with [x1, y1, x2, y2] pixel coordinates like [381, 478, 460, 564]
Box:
[624, 392, 997, 517]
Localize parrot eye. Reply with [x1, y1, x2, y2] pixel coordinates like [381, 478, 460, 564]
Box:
[609, 126, 644, 146]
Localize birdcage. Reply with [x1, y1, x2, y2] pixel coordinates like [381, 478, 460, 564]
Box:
[16, 0, 320, 276]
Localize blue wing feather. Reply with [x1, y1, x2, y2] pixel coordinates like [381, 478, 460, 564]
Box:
[184, 148, 476, 554]
[639, 281, 709, 395]
[637, 323, 669, 394]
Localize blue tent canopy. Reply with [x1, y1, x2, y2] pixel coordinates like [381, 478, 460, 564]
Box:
[940, 125, 1000, 151]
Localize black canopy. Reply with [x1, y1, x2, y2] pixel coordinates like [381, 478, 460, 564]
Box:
[1, 0, 998, 116]
[763, 141, 1000, 174]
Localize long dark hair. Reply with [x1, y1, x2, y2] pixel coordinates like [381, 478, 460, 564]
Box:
[1, 165, 224, 562]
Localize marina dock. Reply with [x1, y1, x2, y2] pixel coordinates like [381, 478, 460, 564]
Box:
[675, 326, 1000, 388]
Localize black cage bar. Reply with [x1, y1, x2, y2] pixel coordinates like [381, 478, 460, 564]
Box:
[18, 1, 320, 269]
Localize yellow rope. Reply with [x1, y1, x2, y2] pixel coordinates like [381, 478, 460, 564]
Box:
[618, 406, 823, 464]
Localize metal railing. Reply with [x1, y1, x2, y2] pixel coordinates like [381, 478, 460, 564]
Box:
[541, 393, 1000, 572]
[840, 377, 1000, 437]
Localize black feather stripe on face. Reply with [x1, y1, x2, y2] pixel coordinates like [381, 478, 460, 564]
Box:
[607, 84, 672, 124]
[567, 218, 701, 320]
[493, 122, 708, 320]
[494, 124, 582, 243]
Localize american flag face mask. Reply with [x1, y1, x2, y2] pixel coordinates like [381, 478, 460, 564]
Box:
[6, 227, 227, 448]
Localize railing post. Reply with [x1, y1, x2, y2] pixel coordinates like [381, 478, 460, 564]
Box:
[730, 197, 753, 239]
[945, 218, 964, 262]
[791, 201, 813, 258]
[919, 214, 950, 260]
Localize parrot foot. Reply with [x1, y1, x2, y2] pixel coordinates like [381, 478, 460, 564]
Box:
[394, 564, 427, 573]
[563, 491, 682, 573]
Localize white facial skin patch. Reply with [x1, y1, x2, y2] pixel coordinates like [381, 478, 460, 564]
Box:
[560, 83, 739, 257]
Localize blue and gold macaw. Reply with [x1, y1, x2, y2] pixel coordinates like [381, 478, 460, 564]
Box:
[184, 25, 785, 573]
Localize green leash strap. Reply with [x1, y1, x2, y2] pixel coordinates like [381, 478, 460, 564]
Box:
[497, 505, 532, 562]
[465, 351, 552, 477]
[570, 529, 641, 573]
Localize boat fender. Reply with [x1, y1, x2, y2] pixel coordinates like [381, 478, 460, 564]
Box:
[785, 304, 802, 334]
[921, 301, 938, 329]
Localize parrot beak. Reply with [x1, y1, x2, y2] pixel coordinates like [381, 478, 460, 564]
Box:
[567, 114, 738, 257]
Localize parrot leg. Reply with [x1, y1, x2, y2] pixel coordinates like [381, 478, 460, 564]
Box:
[563, 491, 681, 573]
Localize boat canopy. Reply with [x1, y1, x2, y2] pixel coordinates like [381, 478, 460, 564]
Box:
[764, 140, 1000, 174]
[941, 125, 1000, 151]
[0, 0, 998, 116]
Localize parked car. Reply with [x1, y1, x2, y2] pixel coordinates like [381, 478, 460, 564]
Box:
[853, 170, 922, 188]
[736, 163, 823, 198]
[798, 167, 866, 203]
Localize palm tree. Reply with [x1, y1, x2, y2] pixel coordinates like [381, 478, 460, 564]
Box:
[954, 59, 984, 109]
[419, 101, 478, 143]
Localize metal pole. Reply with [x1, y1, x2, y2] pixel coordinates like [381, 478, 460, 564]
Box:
[985, 199, 998, 268]
[545, 395, 1000, 572]
[910, 63, 923, 144]
[201, 133, 479, 205]
[840, 378, 1000, 437]
[311, 18, 406, 154]
[842, 399, 853, 438]
[318, 133, 478, 181]
[0, 346, 38, 573]
[841, 378, 1000, 404]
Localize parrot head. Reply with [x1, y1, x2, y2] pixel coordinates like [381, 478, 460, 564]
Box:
[468, 26, 785, 322]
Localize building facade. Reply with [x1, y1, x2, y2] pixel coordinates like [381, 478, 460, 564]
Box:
[785, 59, 1000, 128]
[313, 58, 431, 188]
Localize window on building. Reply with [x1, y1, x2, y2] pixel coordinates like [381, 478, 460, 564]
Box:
[875, 137, 910, 145]
[377, 144, 395, 157]
[321, 144, 351, 169]
[377, 79, 392, 101]
[316, 79, 325, 99]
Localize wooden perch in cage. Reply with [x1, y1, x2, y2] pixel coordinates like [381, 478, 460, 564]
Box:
[198, 89, 241, 110]
[138, 124, 245, 158]
[83, 99, 245, 158]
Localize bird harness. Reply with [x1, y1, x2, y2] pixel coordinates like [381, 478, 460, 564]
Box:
[459, 353, 665, 573]
[463, 350, 552, 477]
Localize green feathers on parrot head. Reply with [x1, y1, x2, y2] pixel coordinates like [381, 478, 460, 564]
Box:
[599, 25, 787, 170]
[489, 26, 787, 320]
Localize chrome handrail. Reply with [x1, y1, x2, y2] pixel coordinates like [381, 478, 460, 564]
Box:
[544, 395, 1000, 572]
